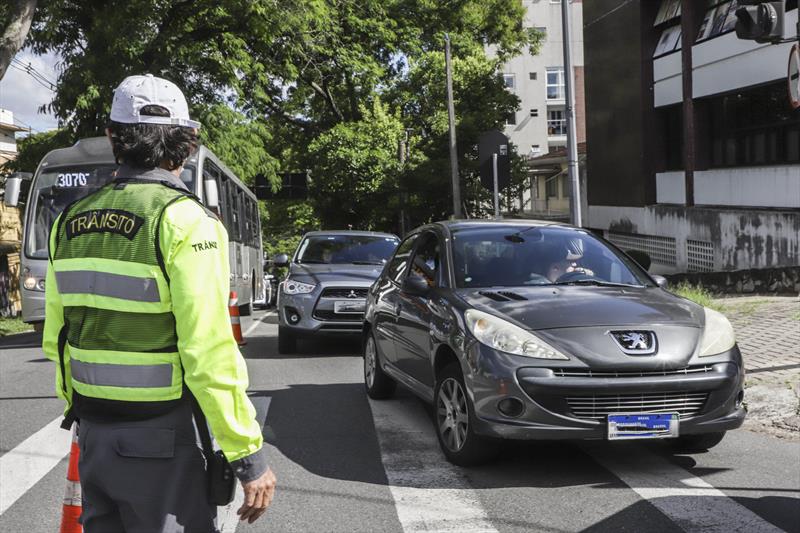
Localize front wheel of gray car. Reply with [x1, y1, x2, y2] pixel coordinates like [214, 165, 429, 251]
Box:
[434, 363, 497, 466]
[670, 431, 726, 453]
[364, 332, 396, 399]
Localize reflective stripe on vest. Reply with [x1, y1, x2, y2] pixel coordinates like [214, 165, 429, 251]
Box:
[67, 344, 183, 402]
[53, 257, 171, 313]
[55, 270, 161, 302]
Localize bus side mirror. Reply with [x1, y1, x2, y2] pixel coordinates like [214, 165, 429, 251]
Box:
[204, 178, 220, 209]
[3, 172, 31, 207]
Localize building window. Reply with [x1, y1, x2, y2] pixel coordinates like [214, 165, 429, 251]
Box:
[506, 112, 517, 126]
[548, 109, 566, 135]
[530, 108, 539, 117]
[503, 74, 515, 89]
[706, 80, 800, 167]
[546, 175, 559, 197]
[531, 144, 541, 156]
[653, 25, 682, 57]
[529, 72, 537, 80]
[695, 1, 738, 43]
[546, 68, 565, 100]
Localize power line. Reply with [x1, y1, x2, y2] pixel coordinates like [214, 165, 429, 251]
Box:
[8, 62, 55, 92]
[584, 0, 638, 30]
[10, 56, 57, 87]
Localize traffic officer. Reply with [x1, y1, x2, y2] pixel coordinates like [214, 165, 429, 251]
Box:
[42, 74, 276, 532]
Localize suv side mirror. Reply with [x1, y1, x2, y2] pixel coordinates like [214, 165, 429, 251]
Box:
[3, 172, 31, 207]
[403, 274, 430, 297]
[273, 253, 289, 267]
[651, 275, 668, 289]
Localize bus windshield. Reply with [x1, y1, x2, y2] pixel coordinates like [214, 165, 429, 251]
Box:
[25, 165, 196, 258]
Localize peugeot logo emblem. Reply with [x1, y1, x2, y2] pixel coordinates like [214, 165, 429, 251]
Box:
[608, 330, 657, 355]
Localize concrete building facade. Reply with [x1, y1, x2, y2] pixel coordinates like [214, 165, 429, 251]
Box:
[583, 0, 800, 274]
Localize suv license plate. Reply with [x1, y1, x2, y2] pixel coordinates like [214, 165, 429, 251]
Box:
[607, 413, 679, 440]
[334, 300, 366, 314]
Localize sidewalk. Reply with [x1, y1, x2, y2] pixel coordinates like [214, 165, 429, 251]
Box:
[717, 296, 800, 439]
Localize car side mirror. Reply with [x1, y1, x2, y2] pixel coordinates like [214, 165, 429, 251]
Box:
[203, 177, 219, 209]
[651, 274, 668, 289]
[273, 253, 289, 268]
[625, 249, 652, 271]
[3, 172, 31, 207]
[403, 274, 430, 297]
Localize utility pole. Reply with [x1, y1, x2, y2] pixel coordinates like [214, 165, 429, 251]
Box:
[444, 34, 462, 219]
[561, 0, 582, 227]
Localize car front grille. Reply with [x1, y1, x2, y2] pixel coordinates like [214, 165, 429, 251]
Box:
[554, 365, 714, 378]
[320, 287, 369, 299]
[565, 391, 709, 420]
[312, 309, 364, 322]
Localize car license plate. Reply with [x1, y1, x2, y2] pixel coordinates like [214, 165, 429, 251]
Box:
[334, 300, 366, 314]
[607, 413, 679, 440]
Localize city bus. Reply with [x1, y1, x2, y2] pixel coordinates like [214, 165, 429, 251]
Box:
[3, 136, 263, 326]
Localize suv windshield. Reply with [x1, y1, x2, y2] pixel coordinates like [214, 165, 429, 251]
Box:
[451, 226, 652, 288]
[296, 234, 399, 265]
[26, 165, 195, 259]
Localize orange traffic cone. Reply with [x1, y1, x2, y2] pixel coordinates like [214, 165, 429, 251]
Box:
[60, 424, 82, 533]
[229, 291, 246, 346]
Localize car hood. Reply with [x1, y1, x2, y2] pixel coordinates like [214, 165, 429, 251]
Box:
[288, 263, 384, 285]
[456, 285, 703, 330]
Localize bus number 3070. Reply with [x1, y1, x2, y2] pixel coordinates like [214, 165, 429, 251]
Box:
[56, 173, 88, 187]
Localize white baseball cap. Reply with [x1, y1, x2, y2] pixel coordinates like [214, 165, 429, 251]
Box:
[110, 74, 201, 129]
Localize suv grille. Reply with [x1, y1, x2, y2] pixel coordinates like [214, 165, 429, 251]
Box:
[554, 365, 714, 378]
[566, 391, 708, 420]
[320, 287, 369, 299]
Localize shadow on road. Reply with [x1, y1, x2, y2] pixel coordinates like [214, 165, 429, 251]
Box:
[242, 330, 361, 360]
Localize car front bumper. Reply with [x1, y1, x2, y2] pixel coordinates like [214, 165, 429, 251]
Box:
[464, 342, 746, 440]
[278, 287, 369, 336]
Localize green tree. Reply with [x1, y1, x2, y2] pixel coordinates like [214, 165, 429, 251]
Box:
[1, 128, 70, 174]
[306, 101, 404, 229]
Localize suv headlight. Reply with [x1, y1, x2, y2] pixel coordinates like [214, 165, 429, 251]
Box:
[698, 307, 736, 357]
[465, 309, 569, 360]
[282, 279, 316, 295]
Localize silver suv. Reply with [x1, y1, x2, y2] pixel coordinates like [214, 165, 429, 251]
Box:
[275, 231, 400, 353]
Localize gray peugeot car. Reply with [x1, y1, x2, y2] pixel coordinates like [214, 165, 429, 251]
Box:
[275, 230, 400, 353]
[363, 220, 745, 465]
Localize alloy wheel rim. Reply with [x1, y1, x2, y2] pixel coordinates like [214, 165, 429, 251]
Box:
[437, 377, 469, 452]
[365, 337, 376, 388]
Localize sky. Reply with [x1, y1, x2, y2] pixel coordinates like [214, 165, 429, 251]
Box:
[0, 49, 60, 134]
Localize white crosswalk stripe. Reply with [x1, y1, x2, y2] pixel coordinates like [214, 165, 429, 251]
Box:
[0, 416, 71, 515]
[370, 397, 498, 533]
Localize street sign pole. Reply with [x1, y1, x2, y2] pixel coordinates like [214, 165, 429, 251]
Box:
[445, 34, 462, 219]
[561, 0, 582, 227]
[492, 153, 500, 218]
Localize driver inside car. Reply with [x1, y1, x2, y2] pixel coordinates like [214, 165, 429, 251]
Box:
[545, 238, 594, 282]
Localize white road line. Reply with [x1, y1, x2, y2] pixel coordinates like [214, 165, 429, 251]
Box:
[243, 310, 275, 337]
[586, 444, 785, 533]
[217, 396, 273, 533]
[370, 397, 498, 533]
[0, 416, 71, 515]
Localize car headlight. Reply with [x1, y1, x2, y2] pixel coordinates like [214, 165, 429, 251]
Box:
[464, 309, 569, 360]
[282, 279, 316, 295]
[698, 307, 736, 357]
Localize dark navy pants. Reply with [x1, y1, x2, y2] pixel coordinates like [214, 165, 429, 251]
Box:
[77, 401, 218, 533]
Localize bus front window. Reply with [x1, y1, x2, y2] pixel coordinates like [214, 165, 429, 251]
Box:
[26, 166, 117, 258]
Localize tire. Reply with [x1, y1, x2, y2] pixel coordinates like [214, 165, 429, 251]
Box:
[278, 326, 297, 354]
[364, 332, 396, 399]
[240, 281, 254, 316]
[434, 363, 498, 466]
[670, 432, 726, 453]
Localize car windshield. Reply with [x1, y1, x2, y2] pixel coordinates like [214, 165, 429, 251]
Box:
[296, 235, 399, 265]
[25, 165, 195, 259]
[451, 226, 652, 288]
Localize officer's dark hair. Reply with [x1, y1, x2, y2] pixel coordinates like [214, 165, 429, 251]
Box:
[107, 105, 198, 171]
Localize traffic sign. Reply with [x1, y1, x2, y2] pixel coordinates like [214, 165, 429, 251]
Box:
[789, 44, 800, 110]
[478, 130, 510, 191]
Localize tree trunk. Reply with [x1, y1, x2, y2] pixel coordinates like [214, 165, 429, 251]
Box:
[0, 0, 38, 81]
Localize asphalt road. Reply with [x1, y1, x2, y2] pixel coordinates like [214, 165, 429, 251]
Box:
[1, 309, 798, 533]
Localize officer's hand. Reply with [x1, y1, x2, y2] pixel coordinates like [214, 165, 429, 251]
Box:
[238, 467, 277, 523]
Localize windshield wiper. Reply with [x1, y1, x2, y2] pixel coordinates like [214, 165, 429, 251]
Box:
[553, 279, 644, 288]
[350, 261, 384, 265]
